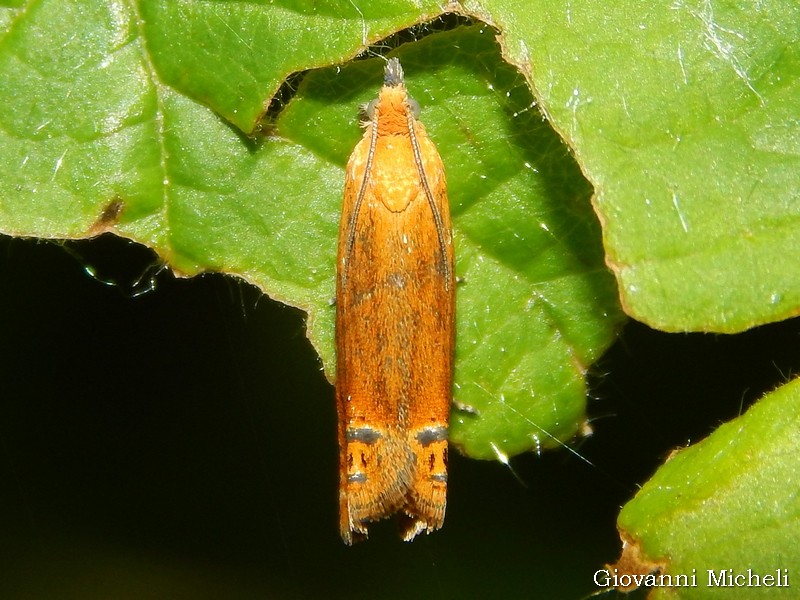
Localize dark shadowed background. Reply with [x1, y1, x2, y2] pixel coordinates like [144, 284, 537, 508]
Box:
[1, 233, 798, 599]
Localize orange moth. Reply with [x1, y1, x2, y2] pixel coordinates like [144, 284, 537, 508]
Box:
[335, 58, 455, 544]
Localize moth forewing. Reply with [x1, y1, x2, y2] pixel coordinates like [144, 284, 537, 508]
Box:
[335, 58, 455, 544]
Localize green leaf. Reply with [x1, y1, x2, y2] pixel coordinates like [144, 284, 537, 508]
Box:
[504, 0, 800, 331]
[615, 376, 800, 599]
[139, 0, 448, 132]
[279, 29, 621, 457]
[0, 2, 622, 459]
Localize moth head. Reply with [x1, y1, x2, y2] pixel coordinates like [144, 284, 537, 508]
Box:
[361, 95, 421, 123]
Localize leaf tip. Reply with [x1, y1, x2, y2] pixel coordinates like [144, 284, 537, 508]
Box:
[604, 531, 666, 593]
